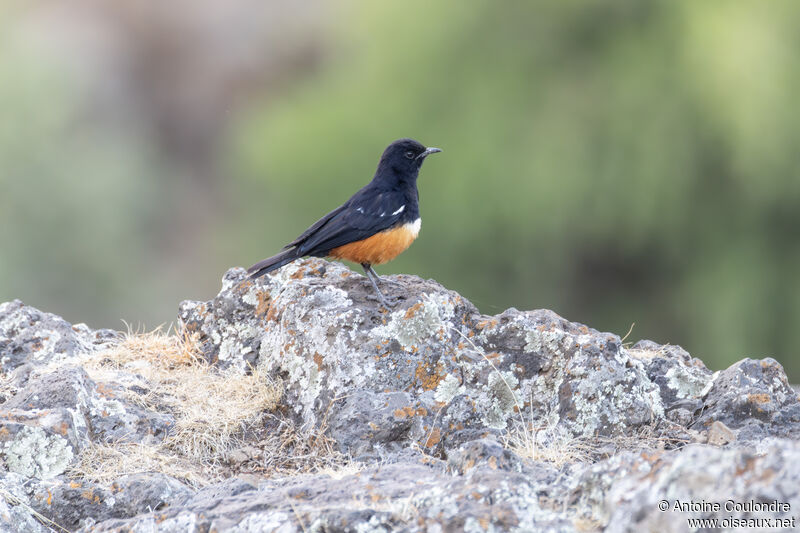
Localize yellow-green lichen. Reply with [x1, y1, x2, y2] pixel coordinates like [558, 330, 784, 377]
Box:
[2, 426, 74, 479]
[371, 294, 454, 350]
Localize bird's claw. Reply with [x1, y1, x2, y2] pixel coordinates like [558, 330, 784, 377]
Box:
[365, 292, 402, 308]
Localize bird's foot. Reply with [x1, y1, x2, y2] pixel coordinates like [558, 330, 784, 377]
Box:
[377, 276, 404, 288]
[365, 291, 403, 309]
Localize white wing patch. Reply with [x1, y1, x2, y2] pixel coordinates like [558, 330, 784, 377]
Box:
[392, 205, 406, 216]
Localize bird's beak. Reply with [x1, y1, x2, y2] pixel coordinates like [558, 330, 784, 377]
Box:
[417, 147, 442, 160]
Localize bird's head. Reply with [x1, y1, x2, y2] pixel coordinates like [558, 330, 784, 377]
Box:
[375, 138, 441, 184]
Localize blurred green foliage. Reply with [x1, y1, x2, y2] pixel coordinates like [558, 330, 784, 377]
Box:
[2, 0, 799, 380]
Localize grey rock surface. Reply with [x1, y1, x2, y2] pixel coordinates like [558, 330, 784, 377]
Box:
[600, 439, 800, 533]
[180, 260, 671, 457]
[690, 357, 800, 441]
[1, 260, 798, 531]
[0, 299, 117, 374]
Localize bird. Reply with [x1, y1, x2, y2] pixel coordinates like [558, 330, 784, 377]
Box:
[247, 138, 441, 307]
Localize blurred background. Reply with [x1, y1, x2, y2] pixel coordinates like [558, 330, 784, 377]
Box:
[1, 0, 799, 380]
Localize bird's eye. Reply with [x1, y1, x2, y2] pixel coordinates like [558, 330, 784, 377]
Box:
[405, 150, 415, 159]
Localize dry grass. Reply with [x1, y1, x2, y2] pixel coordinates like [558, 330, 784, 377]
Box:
[70, 326, 356, 487]
[72, 441, 207, 487]
[504, 408, 678, 467]
[504, 417, 596, 467]
[72, 326, 288, 486]
[257, 409, 354, 478]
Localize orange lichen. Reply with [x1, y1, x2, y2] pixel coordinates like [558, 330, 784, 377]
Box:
[265, 304, 280, 323]
[404, 302, 425, 320]
[95, 383, 115, 398]
[255, 290, 272, 317]
[424, 427, 442, 447]
[414, 362, 446, 391]
[394, 406, 415, 419]
[748, 393, 771, 404]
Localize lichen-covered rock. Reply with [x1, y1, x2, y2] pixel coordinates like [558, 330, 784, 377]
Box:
[1, 426, 74, 479]
[0, 299, 118, 373]
[179, 260, 668, 455]
[0, 472, 193, 531]
[83, 456, 578, 532]
[690, 357, 800, 441]
[628, 340, 715, 427]
[0, 473, 51, 533]
[598, 439, 800, 533]
[446, 437, 523, 474]
[3, 261, 799, 532]
[0, 364, 174, 487]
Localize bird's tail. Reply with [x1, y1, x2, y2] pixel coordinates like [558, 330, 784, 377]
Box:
[247, 249, 299, 279]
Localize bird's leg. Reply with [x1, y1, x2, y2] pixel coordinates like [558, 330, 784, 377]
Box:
[361, 263, 399, 308]
[364, 263, 403, 288]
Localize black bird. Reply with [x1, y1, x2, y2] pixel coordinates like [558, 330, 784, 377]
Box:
[247, 138, 441, 307]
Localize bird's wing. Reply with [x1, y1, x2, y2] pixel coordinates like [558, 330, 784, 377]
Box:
[294, 191, 406, 256]
[283, 204, 347, 249]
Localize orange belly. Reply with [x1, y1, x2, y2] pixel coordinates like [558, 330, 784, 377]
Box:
[329, 220, 420, 265]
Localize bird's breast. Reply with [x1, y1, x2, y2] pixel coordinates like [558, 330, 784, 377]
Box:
[329, 219, 421, 265]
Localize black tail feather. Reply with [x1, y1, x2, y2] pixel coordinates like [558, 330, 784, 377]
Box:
[247, 249, 299, 279]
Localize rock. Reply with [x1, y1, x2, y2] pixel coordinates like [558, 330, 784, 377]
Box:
[0, 364, 174, 483]
[2, 259, 799, 531]
[598, 439, 800, 533]
[1, 366, 174, 449]
[0, 299, 118, 374]
[690, 357, 800, 441]
[628, 340, 714, 426]
[1, 426, 74, 479]
[83, 456, 577, 532]
[446, 438, 523, 474]
[179, 260, 667, 456]
[0, 472, 193, 531]
[706, 420, 736, 446]
[0, 473, 51, 533]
